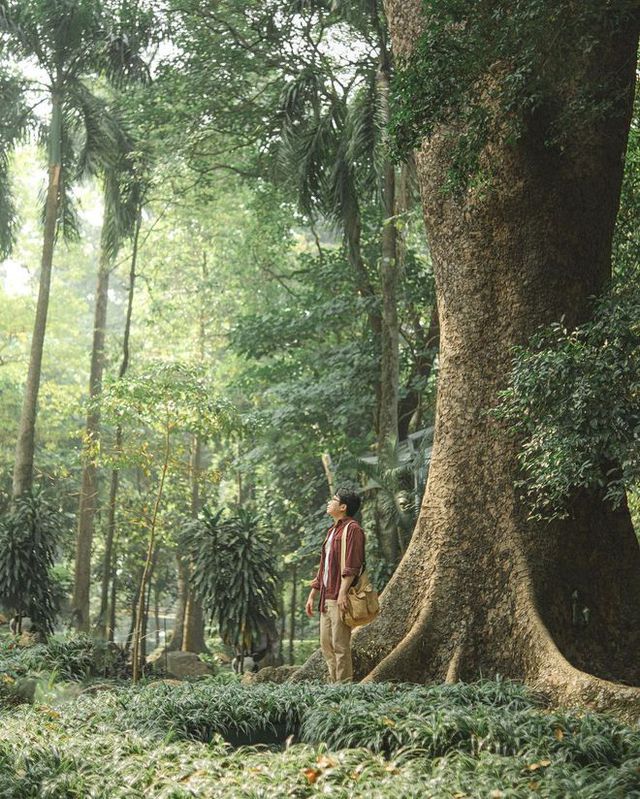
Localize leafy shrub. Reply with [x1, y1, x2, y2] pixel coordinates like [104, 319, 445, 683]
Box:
[0, 633, 128, 687]
[0, 680, 639, 798]
[0, 492, 63, 633]
[182, 507, 279, 652]
[494, 281, 640, 519]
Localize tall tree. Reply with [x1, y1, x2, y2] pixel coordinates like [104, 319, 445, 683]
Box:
[298, 0, 640, 715]
[0, 0, 149, 499]
[95, 201, 142, 639]
[73, 142, 142, 632]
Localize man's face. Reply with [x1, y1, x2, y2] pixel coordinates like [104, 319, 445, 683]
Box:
[327, 494, 347, 517]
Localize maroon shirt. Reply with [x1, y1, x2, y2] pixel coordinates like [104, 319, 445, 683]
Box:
[311, 517, 365, 613]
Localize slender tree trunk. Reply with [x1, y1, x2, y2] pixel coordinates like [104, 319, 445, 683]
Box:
[376, 63, 399, 454]
[73, 230, 111, 630]
[375, 38, 402, 568]
[132, 422, 171, 682]
[278, 594, 286, 665]
[12, 95, 62, 499]
[182, 435, 208, 653]
[96, 209, 141, 637]
[125, 578, 139, 654]
[289, 563, 297, 666]
[154, 584, 161, 647]
[181, 285, 209, 653]
[109, 558, 117, 643]
[167, 555, 188, 652]
[97, 469, 119, 637]
[298, 3, 640, 719]
[141, 554, 156, 666]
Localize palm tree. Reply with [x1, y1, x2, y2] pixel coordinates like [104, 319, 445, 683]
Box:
[0, 0, 150, 498]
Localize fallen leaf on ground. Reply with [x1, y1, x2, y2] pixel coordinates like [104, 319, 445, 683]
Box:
[303, 768, 322, 784]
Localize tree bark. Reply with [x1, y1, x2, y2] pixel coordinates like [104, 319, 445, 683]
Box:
[182, 592, 207, 652]
[154, 583, 161, 647]
[132, 422, 171, 682]
[108, 557, 117, 643]
[141, 551, 156, 664]
[375, 21, 399, 456]
[297, 3, 640, 719]
[375, 33, 402, 568]
[73, 234, 111, 631]
[289, 562, 297, 666]
[167, 554, 189, 652]
[12, 95, 62, 499]
[181, 393, 208, 653]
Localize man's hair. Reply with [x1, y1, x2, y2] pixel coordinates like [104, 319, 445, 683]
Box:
[336, 488, 361, 517]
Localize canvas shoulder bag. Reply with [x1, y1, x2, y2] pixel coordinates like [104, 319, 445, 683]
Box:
[340, 521, 380, 628]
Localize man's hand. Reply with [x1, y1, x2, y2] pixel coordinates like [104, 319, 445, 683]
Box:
[305, 589, 317, 618]
[337, 590, 349, 614]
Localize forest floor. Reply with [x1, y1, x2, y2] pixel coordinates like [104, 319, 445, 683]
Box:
[0, 636, 639, 798]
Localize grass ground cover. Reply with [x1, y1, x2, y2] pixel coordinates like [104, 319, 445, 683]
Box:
[0, 675, 639, 797]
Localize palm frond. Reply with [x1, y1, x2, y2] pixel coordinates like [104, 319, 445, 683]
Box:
[66, 79, 127, 179]
[100, 150, 142, 261]
[56, 169, 81, 242]
[0, 65, 32, 257]
[345, 70, 381, 196]
[0, 150, 17, 259]
[96, 2, 155, 88]
[0, 1, 34, 57]
[98, 31, 152, 88]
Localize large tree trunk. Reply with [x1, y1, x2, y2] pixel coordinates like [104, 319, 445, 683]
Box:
[299, 3, 640, 719]
[182, 593, 207, 652]
[12, 96, 62, 499]
[73, 240, 111, 631]
[166, 555, 188, 652]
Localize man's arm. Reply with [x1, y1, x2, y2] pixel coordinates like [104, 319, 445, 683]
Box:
[305, 586, 318, 617]
[337, 574, 357, 613]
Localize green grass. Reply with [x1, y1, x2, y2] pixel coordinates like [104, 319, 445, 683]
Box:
[0, 676, 639, 797]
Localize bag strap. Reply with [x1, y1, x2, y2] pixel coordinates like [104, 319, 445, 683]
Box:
[340, 521, 352, 579]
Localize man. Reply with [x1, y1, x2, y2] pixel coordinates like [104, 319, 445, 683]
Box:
[305, 488, 364, 682]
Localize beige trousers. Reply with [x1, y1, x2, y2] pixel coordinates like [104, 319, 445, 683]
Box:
[320, 599, 353, 682]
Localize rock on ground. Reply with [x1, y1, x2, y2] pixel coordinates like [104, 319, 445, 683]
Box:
[148, 650, 211, 679]
[242, 665, 300, 684]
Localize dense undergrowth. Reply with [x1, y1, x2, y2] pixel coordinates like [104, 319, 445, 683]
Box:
[0, 634, 127, 705]
[0, 662, 639, 798]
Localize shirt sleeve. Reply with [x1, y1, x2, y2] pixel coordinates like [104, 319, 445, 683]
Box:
[310, 544, 324, 590]
[342, 522, 364, 577]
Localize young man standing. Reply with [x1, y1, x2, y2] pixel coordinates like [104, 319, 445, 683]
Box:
[305, 488, 364, 682]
